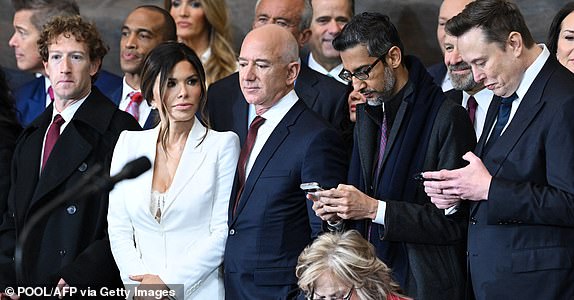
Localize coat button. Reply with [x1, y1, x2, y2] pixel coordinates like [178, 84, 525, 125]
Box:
[78, 162, 88, 172]
[229, 229, 235, 236]
[66, 205, 77, 215]
[59, 250, 66, 256]
[470, 217, 477, 225]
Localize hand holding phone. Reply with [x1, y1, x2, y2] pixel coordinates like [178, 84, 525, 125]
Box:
[300, 182, 324, 193]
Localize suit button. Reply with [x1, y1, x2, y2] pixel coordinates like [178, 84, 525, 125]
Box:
[66, 205, 77, 215]
[470, 217, 477, 225]
[59, 250, 66, 256]
[229, 229, 235, 236]
[78, 162, 88, 172]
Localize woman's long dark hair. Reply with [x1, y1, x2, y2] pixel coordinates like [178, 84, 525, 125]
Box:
[140, 41, 209, 150]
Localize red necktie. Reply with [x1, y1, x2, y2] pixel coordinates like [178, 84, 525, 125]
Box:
[126, 91, 143, 121]
[42, 114, 65, 170]
[467, 96, 478, 126]
[47, 86, 55, 102]
[233, 116, 266, 216]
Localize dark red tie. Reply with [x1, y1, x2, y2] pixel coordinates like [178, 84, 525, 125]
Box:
[126, 91, 143, 121]
[467, 95, 478, 126]
[47, 86, 55, 102]
[233, 116, 266, 216]
[42, 114, 65, 170]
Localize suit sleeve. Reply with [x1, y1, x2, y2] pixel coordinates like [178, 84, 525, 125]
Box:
[384, 102, 476, 244]
[0, 139, 20, 287]
[107, 131, 150, 283]
[158, 133, 239, 296]
[302, 127, 348, 238]
[487, 100, 574, 227]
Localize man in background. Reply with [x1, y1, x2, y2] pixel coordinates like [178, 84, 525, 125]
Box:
[9, 0, 122, 126]
[305, 0, 354, 84]
[110, 5, 176, 129]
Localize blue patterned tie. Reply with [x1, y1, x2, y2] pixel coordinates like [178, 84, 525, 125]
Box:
[484, 93, 518, 154]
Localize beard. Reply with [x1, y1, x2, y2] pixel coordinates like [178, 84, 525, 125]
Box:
[448, 61, 479, 91]
[366, 65, 396, 106]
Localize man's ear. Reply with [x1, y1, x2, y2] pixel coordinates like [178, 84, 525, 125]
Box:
[89, 57, 102, 77]
[507, 31, 523, 58]
[385, 46, 402, 69]
[286, 61, 300, 85]
[298, 29, 312, 47]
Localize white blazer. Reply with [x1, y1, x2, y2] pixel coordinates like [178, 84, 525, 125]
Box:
[108, 117, 239, 299]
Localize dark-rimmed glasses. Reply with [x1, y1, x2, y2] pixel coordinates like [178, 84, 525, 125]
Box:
[305, 287, 354, 300]
[339, 55, 385, 83]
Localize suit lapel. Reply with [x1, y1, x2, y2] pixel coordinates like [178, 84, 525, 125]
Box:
[444, 89, 463, 105]
[32, 121, 92, 207]
[295, 64, 319, 110]
[475, 96, 501, 157]
[234, 91, 249, 146]
[164, 119, 207, 212]
[230, 101, 304, 222]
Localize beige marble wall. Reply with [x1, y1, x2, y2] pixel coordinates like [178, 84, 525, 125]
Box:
[0, 0, 564, 76]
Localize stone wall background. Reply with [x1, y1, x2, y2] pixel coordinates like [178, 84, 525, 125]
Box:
[0, 0, 564, 76]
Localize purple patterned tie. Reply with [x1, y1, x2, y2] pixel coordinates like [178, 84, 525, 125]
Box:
[126, 91, 143, 121]
[375, 112, 388, 176]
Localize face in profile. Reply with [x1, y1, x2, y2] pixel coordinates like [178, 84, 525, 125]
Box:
[120, 8, 169, 76]
[340, 45, 396, 105]
[308, 0, 352, 64]
[9, 10, 43, 73]
[557, 12, 574, 73]
[43, 35, 99, 102]
[151, 60, 202, 124]
[169, 0, 208, 43]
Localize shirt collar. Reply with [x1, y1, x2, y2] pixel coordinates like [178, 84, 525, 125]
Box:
[308, 52, 345, 82]
[259, 89, 299, 125]
[121, 76, 139, 101]
[515, 44, 550, 100]
[50, 92, 89, 123]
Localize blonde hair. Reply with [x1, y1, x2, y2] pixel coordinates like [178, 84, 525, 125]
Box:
[165, 0, 237, 86]
[296, 230, 406, 300]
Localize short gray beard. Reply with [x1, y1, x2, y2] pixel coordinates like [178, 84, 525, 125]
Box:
[367, 65, 396, 106]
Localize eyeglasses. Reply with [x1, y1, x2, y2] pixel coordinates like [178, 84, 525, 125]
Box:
[305, 287, 354, 300]
[339, 55, 385, 83]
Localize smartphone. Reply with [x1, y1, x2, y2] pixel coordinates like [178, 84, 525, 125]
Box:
[300, 182, 323, 193]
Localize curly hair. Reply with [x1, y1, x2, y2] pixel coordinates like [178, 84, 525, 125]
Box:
[37, 15, 108, 64]
[165, 0, 237, 86]
[296, 230, 406, 300]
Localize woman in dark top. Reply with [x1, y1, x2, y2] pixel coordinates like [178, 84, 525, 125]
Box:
[0, 66, 23, 214]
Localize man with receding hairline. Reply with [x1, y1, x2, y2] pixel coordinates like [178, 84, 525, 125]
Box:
[223, 24, 347, 300]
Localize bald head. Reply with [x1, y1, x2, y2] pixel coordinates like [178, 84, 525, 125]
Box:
[238, 24, 300, 114]
[437, 0, 473, 52]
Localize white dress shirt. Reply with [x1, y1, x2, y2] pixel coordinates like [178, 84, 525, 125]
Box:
[119, 77, 151, 128]
[307, 53, 347, 85]
[462, 88, 494, 141]
[245, 90, 299, 178]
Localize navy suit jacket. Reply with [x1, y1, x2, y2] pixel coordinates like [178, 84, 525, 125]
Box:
[109, 85, 157, 130]
[427, 62, 447, 88]
[468, 56, 574, 299]
[207, 63, 351, 145]
[14, 70, 122, 126]
[223, 100, 348, 300]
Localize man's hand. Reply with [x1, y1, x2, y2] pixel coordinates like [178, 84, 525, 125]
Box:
[56, 278, 69, 299]
[310, 184, 378, 220]
[423, 152, 492, 206]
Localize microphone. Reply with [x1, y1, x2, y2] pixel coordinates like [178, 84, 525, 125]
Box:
[106, 156, 152, 191]
[15, 156, 151, 283]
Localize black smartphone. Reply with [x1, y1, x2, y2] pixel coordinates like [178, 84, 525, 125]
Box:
[300, 182, 324, 193]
